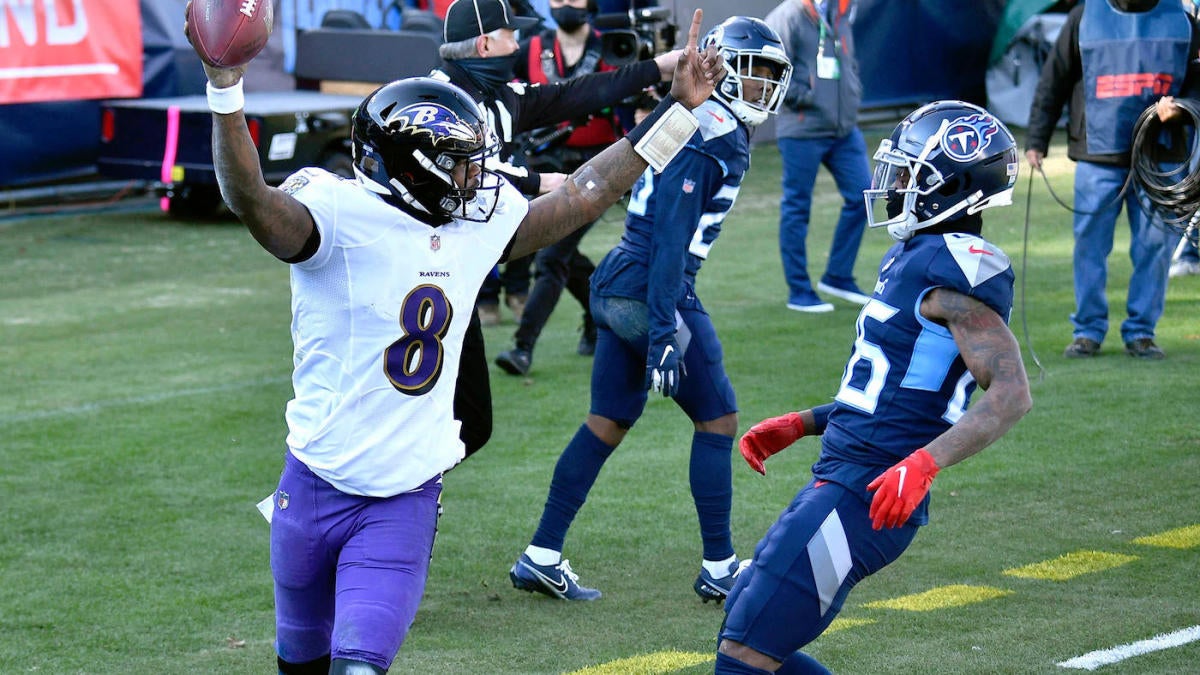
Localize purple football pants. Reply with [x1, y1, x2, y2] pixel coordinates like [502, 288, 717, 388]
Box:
[271, 451, 442, 670]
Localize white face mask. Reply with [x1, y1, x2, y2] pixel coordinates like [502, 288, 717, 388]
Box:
[715, 49, 792, 127]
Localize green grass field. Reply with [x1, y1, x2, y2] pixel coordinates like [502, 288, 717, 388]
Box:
[2, 133, 1198, 674]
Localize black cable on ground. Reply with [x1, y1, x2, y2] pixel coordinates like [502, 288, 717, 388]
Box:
[1021, 169, 1046, 382]
[1035, 162, 1131, 216]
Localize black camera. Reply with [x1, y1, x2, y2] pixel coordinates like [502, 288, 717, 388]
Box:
[595, 8, 677, 66]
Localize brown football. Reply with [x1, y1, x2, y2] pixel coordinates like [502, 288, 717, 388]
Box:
[187, 0, 273, 68]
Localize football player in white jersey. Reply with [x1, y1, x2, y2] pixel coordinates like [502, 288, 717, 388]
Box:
[185, 5, 721, 673]
[715, 102, 1034, 674]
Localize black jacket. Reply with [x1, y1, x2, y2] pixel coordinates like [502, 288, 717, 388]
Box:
[433, 59, 660, 195]
[1025, 1, 1200, 166]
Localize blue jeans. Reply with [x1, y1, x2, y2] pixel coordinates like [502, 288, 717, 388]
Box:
[1071, 161, 1175, 344]
[777, 131, 871, 301]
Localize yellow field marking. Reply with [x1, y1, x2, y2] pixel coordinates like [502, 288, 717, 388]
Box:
[564, 619, 879, 675]
[1132, 524, 1200, 550]
[567, 530, 1188, 674]
[828, 616, 876, 632]
[564, 650, 712, 675]
[863, 584, 1012, 612]
[1002, 550, 1138, 581]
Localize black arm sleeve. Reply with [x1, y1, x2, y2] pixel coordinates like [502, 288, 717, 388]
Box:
[280, 220, 322, 264]
[508, 59, 661, 133]
[455, 311, 493, 458]
[1026, 6, 1082, 154]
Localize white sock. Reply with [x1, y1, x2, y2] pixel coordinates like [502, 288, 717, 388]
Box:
[703, 554, 738, 578]
[525, 545, 562, 566]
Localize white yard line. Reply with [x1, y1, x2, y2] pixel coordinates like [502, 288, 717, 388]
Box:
[1057, 625, 1200, 670]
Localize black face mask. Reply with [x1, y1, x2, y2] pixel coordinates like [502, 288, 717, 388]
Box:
[456, 54, 520, 92]
[552, 6, 590, 32]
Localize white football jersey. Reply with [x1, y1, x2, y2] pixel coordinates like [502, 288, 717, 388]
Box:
[279, 168, 527, 496]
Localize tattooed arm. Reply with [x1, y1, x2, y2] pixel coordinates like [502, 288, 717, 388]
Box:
[210, 108, 316, 260]
[185, 1, 314, 261]
[919, 287, 1033, 469]
[508, 143, 642, 259]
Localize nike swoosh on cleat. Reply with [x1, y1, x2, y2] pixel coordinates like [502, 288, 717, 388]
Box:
[524, 563, 570, 596]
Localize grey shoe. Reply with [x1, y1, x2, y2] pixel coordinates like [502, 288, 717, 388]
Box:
[1124, 338, 1165, 360]
[495, 347, 532, 375]
[1063, 337, 1100, 358]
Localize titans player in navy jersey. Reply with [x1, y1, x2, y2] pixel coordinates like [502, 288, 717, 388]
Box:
[717, 101, 1033, 674]
[509, 17, 793, 602]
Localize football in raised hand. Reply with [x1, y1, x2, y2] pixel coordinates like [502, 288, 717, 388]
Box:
[187, 0, 274, 68]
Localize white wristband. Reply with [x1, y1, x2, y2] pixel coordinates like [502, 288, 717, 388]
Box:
[206, 79, 245, 115]
[632, 102, 699, 173]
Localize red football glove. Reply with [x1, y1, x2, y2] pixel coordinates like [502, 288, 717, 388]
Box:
[738, 412, 807, 475]
[866, 449, 940, 530]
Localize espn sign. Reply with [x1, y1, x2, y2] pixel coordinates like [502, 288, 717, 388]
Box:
[1094, 72, 1174, 99]
[0, 0, 141, 104]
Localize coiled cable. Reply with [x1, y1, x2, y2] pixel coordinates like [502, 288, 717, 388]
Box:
[1130, 97, 1200, 238]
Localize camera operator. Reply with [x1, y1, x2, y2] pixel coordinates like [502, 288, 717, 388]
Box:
[494, 0, 624, 375]
[591, 3, 675, 131]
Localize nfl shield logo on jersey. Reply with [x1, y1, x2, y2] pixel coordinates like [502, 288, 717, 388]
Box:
[277, 491, 289, 510]
[682, 179, 695, 194]
[430, 234, 441, 251]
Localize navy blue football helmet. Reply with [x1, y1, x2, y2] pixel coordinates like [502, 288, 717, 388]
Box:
[700, 16, 792, 127]
[352, 77, 504, 224]
[865, 100, 1019, 241]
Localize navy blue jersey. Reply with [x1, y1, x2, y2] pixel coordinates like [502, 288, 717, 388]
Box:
[814, 232, 1015, 518]
[590, 100, 750, 345]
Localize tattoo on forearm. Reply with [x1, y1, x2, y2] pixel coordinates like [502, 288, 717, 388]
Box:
[212, 113, 312, 259]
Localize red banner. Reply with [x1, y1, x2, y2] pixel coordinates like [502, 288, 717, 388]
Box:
[1, 0, 142, 104]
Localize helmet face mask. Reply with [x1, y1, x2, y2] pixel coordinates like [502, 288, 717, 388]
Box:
[352, 78, 505, 224]
[865, 101, 1019, 241]
[701, 17, 792, 127]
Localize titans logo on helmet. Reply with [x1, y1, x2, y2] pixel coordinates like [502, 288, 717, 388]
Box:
[385, 103, 480, 149]
[940, 114, 999, 162]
